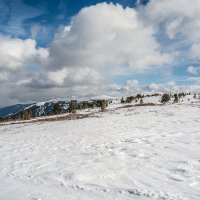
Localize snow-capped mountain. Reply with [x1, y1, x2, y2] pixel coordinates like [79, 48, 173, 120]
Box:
[0, 96, 113, 119]
[0, 100, 70, 119]
[0, 104, 32, 118]
[0, 93, 196, 120]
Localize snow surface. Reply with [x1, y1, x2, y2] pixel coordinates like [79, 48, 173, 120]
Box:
[0, 102, 200, 200]
[36, 102, 46, 107]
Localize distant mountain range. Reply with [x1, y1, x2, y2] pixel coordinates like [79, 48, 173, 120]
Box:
[0, 100, 70, 119]
[0, 104, 32, 118]
[0, 95, 115, 119]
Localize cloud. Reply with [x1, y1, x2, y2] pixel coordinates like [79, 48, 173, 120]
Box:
[2, 1, 200, 107]
[0, 73, 105, 107]
[143, 81, 178, 93]
[0, 71, 8, 82]
[187, 77, 200, 85]
[187, 66, 200, 75]
[148, 81, 178, 93]
[47, 69, 69, 86]
[15, 66, 102, 90]
[122, 80, 140, 93]
[110, 79, 200, 95]
[2, 2, 173, 101]
[0, 0, 44, 36]
[140, 0, 200, 41]
[47, 2, 172, 73]
[189, 43, 200, 60]
[138, 0, 200, 65]
[30, 24, 48, 39]
[0, 35, 48, 70]
[145, 82, 159, 91]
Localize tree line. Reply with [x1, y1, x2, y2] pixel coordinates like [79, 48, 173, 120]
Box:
[0, 92, 198, 122]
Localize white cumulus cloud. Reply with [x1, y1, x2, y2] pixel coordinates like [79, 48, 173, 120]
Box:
[187, 66, 200, 75]
[0, 35, 48, 70]
[140, 0, 200, 41]
[47, 2, 172, 73]
[189, 43, 200, 60]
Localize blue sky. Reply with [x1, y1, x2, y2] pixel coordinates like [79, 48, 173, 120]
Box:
[0, 0, 200, 106]
[0, 0, 148, 45]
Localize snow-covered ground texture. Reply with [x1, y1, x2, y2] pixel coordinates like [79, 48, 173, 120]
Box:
[0, 103, 200, 200]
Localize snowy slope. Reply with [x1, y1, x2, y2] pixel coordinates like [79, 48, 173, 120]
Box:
[0, 93, 198, 119]
[0, 103, 200, 200]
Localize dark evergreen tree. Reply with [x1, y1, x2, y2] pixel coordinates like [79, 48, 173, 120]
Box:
[100, 100, 108, 112]
[53, 103, 62, 115]
[136, 94, 142, 99]
[126, 96, 134, 103]
[174, 93, 179, 103]
[68, 102, 77, 113]
[20, 109, 32, 120]
[161, 94, 171, 103]
[121, 97, 125, 104]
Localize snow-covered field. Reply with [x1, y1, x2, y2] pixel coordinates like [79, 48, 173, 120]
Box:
[0, 103, 200, 200]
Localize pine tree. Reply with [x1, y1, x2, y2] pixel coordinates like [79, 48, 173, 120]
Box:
[121, 97, 125, 104]
[136, 94, 142, 99]
[174, 93, 179, 103]
[20, 109, 32, 120]
[68, 102, 77, 113]
[140, 98, 143, 104]
[53, 103, 62, 115]
[126, 96, 134, 103]
[161, 94, 171, 103]
[100, 100, 108, 112]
